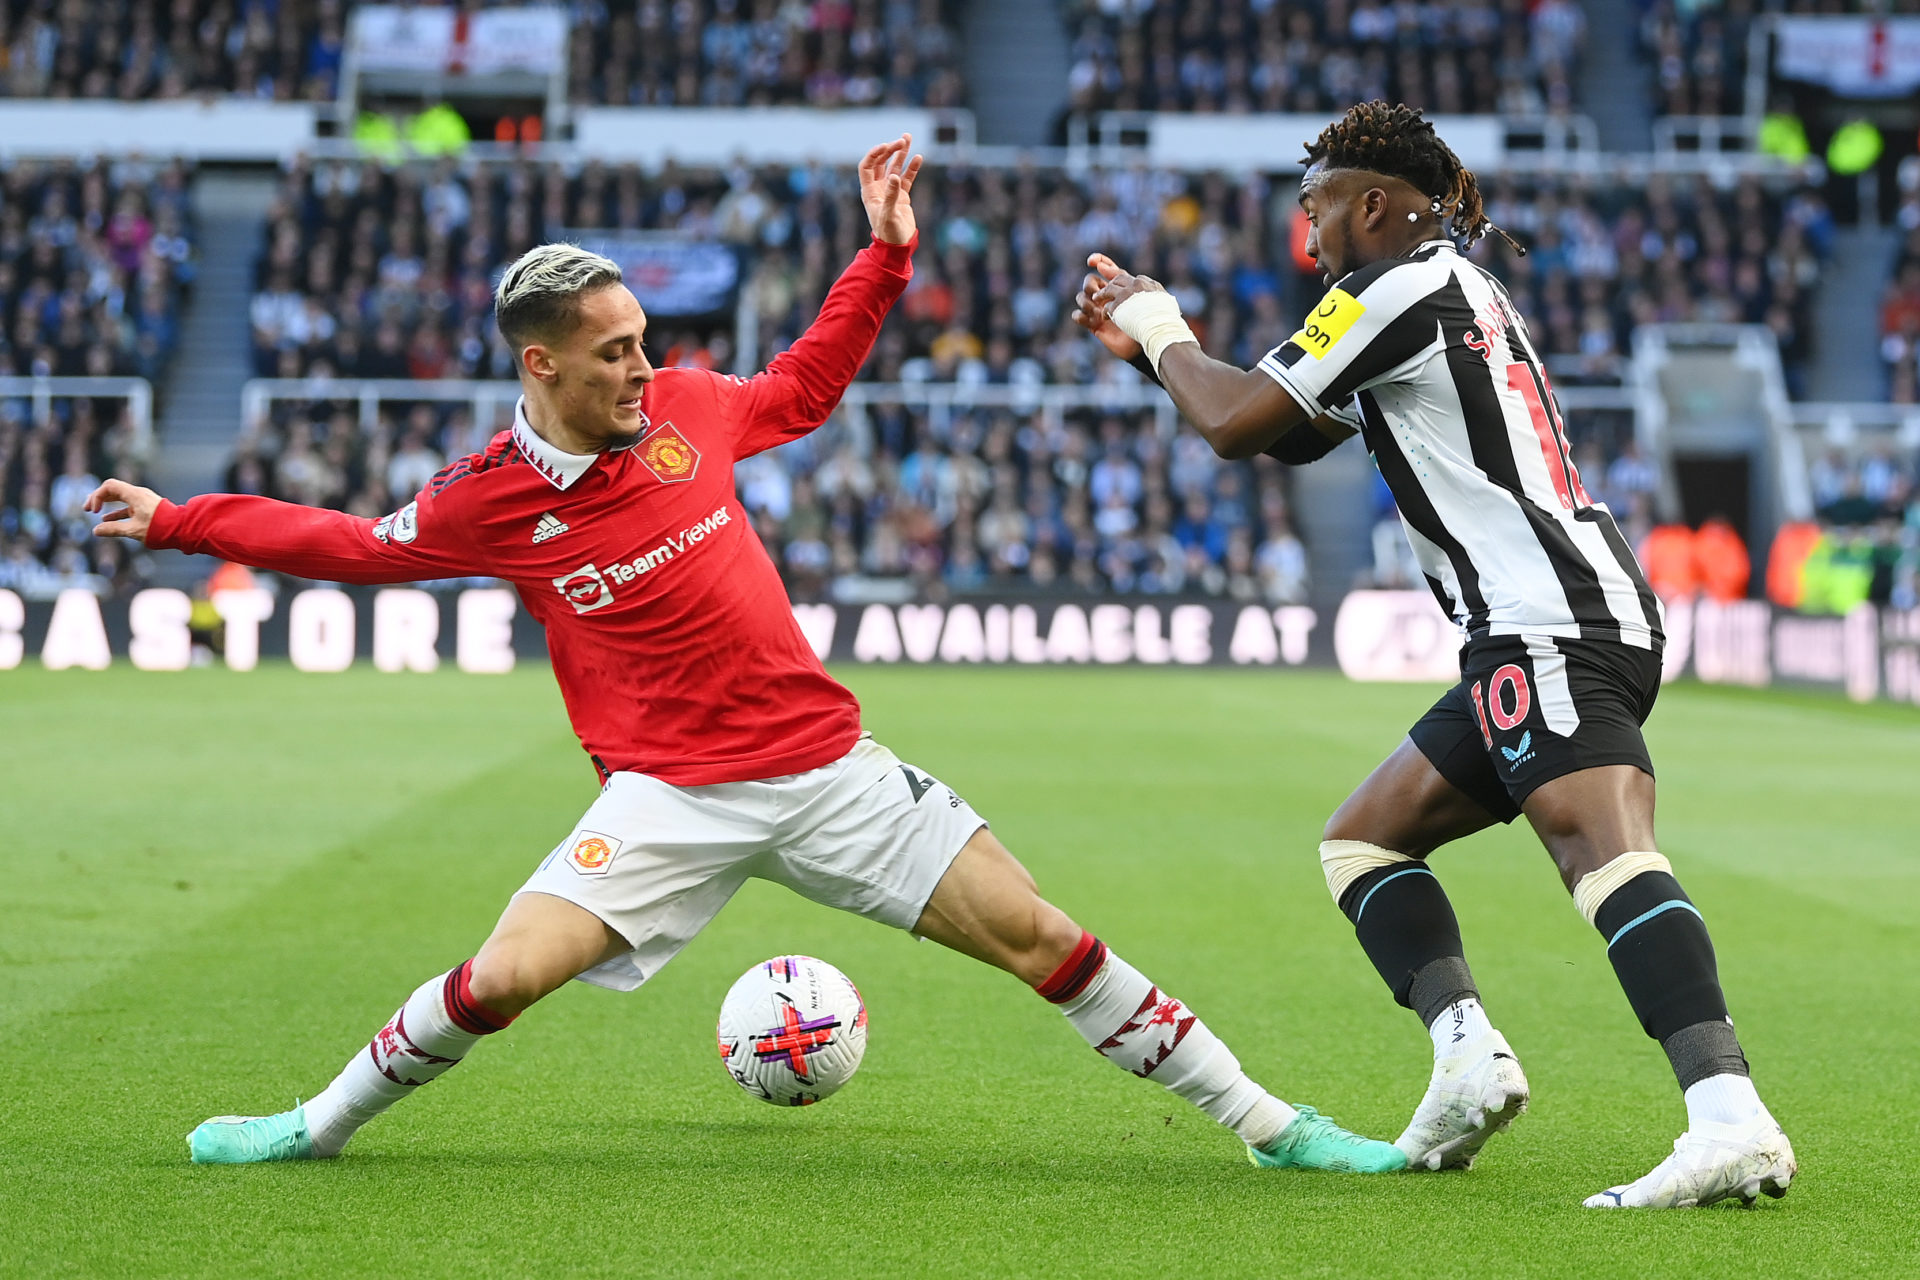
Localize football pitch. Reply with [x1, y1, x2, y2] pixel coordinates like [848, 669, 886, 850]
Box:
[2, 664, 1915, 1278]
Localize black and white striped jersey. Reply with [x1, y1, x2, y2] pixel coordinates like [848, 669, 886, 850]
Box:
[1259, 240, 1662, 649]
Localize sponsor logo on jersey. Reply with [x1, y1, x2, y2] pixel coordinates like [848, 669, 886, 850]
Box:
[567, 831, 622, 876]
[637, 420, 700, 484]
[1289, 288, 1365, 359]
[551, 505, 734, 612]
[372, 500, 419, 544]
[552, 563, 614, 614]
[531, 512, 569, 544]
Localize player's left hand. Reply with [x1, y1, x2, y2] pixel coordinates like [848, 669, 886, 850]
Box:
[859, 134, 924, 246]
[85, 477, 163, 544]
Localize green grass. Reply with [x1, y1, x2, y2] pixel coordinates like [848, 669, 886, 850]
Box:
[1, 664, 1915, 1278]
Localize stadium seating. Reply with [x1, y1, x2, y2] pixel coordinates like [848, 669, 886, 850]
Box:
[1473, 171, 1829, 392]
[1636, 0, 1752, 120]
[1058, 0, 1581, 119]
[0, 0, 342, 101]
[0, 157, 195, 596]
[568, 0, 966, 108]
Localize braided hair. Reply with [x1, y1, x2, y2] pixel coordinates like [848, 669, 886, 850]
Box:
[1302, 101, 1522, 254]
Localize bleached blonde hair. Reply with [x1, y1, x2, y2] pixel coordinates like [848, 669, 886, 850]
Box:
[493, 243, 624, 365]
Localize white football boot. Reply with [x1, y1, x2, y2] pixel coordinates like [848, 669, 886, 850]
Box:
[1585, 1114, 1796, 1209]
[1395, 1029, 1530, 1170]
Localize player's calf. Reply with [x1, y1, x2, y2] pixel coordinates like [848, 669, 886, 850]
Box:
[916, 834, 1401, 1171]
[188, 959, 516, 1164]
[1322, 839, 1526, 1170]
[1036, 930, 1403, 1172]
[1572, 851, 1793, 1206]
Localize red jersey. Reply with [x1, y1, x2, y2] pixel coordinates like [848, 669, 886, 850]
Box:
[148, 236, 916, 786]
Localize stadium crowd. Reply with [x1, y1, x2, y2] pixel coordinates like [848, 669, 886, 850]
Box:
[0, 0, 346, 101]
[1059, 0, 1584, 119]
[0, 0, 963, 110]
[1637, 0, 1752, 120]
[0, 157, 194, 599]
[1474, 171, 1830, 391]
[570, 0, 966, 109]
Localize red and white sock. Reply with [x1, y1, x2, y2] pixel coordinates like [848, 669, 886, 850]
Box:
[1037, 932, 1299, 1150]
[303, 959, 514, 1157]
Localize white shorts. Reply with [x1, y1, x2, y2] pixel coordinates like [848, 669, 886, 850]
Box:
[517, 736, 987, 991]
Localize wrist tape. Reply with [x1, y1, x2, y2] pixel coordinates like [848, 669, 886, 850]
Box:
[1109, 290, 1199, 376]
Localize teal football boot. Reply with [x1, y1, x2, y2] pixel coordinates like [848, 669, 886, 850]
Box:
[187, 1105, 316, 1164]
[1248, 1106, 1409, 1173]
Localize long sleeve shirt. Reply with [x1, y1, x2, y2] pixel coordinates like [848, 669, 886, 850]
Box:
[148, 235, 916, 785]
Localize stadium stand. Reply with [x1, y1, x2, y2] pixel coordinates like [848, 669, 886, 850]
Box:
[1058, 0, 1583, 119]
[1474, 171, 1830, 393]
[0, 156, 194, 596]
[0, 0, 344, 101]
[568, 0, 967, 108]
[1637, 0, 1753, 120]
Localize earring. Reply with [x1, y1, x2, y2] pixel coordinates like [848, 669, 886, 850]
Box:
[1407, 211, 1419, 222]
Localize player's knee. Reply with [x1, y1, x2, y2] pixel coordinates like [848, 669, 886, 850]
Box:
[467, 945, 563, 1017]
[1570, 850, 1674, 924]
[1319, 838, 1414, 906]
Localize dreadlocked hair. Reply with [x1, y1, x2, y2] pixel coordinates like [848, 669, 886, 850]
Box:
[1303, 100, 1525, 255]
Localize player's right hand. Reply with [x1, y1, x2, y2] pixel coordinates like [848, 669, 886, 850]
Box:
[1072, 253, 1144, 361]
[86, 478, 163, 545]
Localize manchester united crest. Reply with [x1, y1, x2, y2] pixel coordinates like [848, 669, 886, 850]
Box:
[638, 421, 700, 484]
[567, 831, 622, 876]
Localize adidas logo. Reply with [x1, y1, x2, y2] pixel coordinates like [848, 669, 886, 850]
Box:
[531, 513, 569, 544]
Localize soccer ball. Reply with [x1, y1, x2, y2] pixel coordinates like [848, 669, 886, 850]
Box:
[716, 955, 868, 1106]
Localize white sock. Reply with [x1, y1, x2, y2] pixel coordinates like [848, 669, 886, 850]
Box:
[1684, 1072, 1766, 1129]
[304, 967, 494, 1156]
[1054, 946, 1299, 1149]
[1428, 997, 1495, 1056]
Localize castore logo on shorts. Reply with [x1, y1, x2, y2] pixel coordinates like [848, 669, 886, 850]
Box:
[551, 504, 734, 614]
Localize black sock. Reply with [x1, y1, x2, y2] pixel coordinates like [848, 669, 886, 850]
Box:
[1339, 862, 1479, 1028]
[1593, 870, 1749, 1089]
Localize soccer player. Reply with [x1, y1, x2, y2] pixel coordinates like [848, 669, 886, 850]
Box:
[90, 137, 1402, 1175]
[1071, 103, 1797, 1209]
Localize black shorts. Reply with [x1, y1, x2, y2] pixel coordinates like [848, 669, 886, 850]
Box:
[1408, 634, 1663, 824]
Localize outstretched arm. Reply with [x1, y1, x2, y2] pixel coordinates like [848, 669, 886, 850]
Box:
[89, 479, 486, 584]
[723, 135, 923, 459]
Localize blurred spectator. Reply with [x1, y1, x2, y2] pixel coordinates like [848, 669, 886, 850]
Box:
[1060, 0, 1577, 122]
[1790, 430, 1920, 609]
[1693, 514, 1749, 601]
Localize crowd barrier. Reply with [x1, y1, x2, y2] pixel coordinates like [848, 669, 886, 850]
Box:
[3, 587, 1915, 708]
